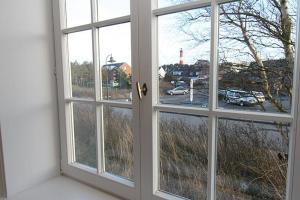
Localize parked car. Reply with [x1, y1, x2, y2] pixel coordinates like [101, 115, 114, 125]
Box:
[175, 81, 188, 88]
[251, 91, 266, 103]
[166, 86, 189, 95]
[224, 90, 258, 106]
[218, 89, 227, 97]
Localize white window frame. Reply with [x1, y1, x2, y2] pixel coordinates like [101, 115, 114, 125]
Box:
[140, 0, 300, 199]
[52, 0, 140, 199]
[52, 0, 300, 199]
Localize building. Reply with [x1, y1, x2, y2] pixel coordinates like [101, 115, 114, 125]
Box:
[161, 59, 210, 82]
[103, 62, 132, 78]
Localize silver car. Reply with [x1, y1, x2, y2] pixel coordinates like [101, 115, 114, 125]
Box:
[167, 86, 189, 95]
[224, 90, 258, 106]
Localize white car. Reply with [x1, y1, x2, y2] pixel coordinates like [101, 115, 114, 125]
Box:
[251, 91, 266, 103]
[224, 90, 258, 106]
[167, 86, 189, 95]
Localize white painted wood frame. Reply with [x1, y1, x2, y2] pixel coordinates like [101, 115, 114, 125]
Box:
[52, 0, 300, 199]
[52, 0, 140, 199]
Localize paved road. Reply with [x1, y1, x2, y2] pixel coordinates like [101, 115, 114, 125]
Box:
[160, 90, 291, 113]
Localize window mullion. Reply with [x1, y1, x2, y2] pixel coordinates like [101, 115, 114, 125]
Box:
[63, 2, 74, 165]
[93, 24, 104, 175]
[91, 0, 98, 23]
[208, 0, 219, 111]
[207, 116, 217, 200]
[289, 0, 300, 199]
[153, 0, 211, 16]
[94, 25, 105, 174]
[90, 0, 104, 174]
[208, 0, 219, 199]
[96, 104, 105, 173]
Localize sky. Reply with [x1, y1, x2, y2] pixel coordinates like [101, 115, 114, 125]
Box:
[67, 0, 131, 66]
[158, 9, 211, 65]
[66, 0, 212, 67]
[66, 0, 294, 67]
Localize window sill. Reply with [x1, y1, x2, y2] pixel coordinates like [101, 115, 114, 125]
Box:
[7, 176, 122, 200]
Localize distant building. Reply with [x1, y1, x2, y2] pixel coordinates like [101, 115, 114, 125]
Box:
[103, 62, 132, 88]
[158, 67, 166, 78]
[103, 62, 132, 78]
[160, 60, 210, 84]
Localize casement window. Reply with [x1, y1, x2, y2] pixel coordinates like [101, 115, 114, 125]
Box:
[53, 0, 300, 199]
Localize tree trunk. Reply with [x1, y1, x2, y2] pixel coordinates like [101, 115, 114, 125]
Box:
[280, 0, 294, 99]
[239, 20, 287, 112]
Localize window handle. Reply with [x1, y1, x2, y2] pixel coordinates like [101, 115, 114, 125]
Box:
[136, 82, 142, 100]
[136, 82, 148, 100]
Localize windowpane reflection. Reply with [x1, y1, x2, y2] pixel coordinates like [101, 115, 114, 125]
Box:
[66, 0, 91, 27]
[104, 106, 134, 180]
[217, 0, 297, 113]
[158, 0, 197, 8]
[159, 112, 208, 199]
[217, 119, 290, 199]
[73, 103, 97, 168]
[99, 23, 132, 101]
[158, 8, 211, 108]
[68, 31, 94, 99]
[98, 0, 130, 20]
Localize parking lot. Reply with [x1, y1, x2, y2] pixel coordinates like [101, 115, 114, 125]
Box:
[160, 89, 291, 113]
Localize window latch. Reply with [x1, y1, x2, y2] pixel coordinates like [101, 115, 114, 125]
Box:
[136, 82, 148, 100]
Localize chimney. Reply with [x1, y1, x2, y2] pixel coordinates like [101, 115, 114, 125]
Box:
[179, 48, 183, 65]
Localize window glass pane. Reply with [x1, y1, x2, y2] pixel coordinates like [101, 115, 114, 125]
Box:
[158, 8, 211, 108]
[217, 119, 290, 199]
[218, 0, 297, 113]
[98, 0, 130, 20]
[159, 112, 208, 199]
[73, 103, 97, 168]
[99, 23, 132, 101]
[158, 0, 196, 8]
[66, 0, 91, 27]
[104, 106, 134, 180]
[68, 31, 94, 99]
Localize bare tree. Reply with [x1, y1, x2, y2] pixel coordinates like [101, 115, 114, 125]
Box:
[173, 0, 297, 113]
[162, 0, 297, 197]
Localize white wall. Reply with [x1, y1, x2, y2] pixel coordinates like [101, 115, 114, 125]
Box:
[0, 0, 60, 197]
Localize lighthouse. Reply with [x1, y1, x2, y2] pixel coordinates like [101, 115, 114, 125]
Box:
[179, 48, 184, 65]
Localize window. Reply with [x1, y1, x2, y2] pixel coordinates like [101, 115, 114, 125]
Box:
[53, 0, 139, 199]
[53, 0, 300, 199]
[65, 0, 91, 27]
[68, 30, 94, 99]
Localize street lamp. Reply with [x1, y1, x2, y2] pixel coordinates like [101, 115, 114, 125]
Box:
[105, 54, 116, 99]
